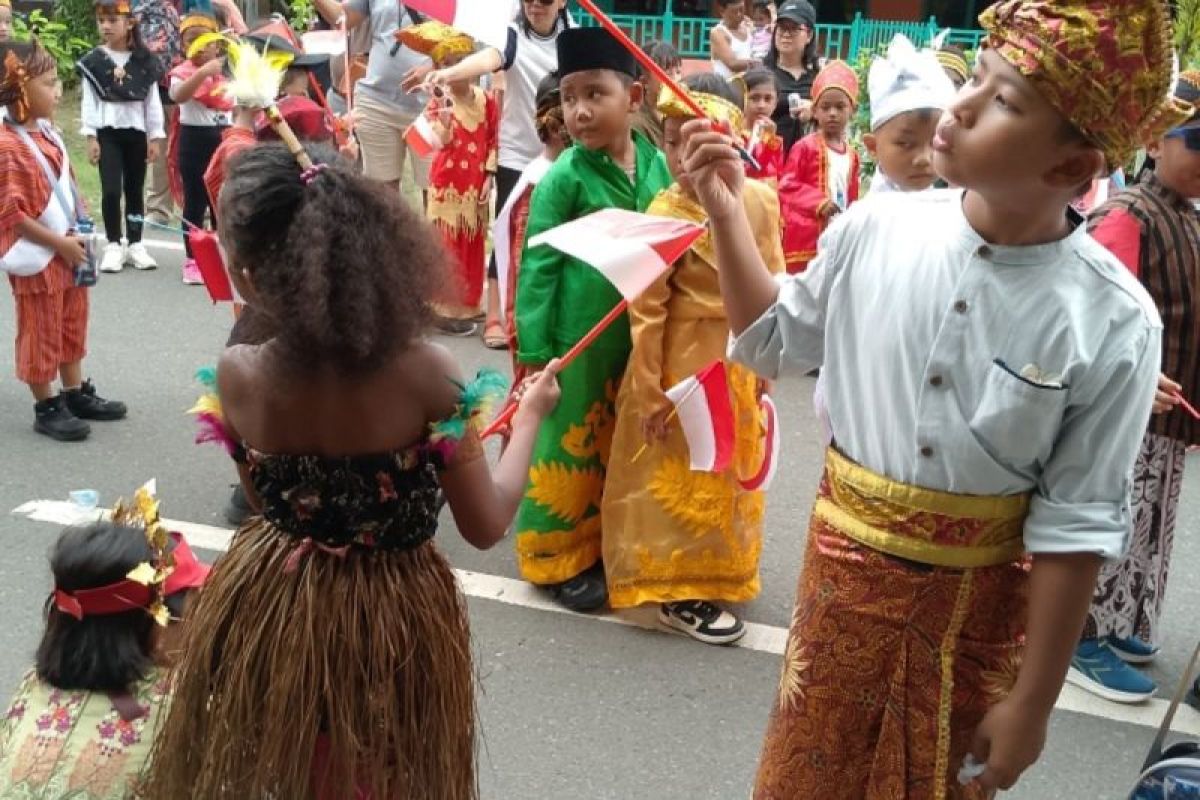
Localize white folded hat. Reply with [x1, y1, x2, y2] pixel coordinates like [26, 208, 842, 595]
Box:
[869, 34, 957, 132]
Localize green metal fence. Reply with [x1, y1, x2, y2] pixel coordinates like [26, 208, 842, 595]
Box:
[571, 8, 984, 62]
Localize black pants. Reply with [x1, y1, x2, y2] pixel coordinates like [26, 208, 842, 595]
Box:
[487, 165, 523, 279]
[178, 124, 225, 257]
[96, 127, 148, 244]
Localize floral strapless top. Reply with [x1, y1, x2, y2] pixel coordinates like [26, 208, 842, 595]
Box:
[192, 368, 508, 552]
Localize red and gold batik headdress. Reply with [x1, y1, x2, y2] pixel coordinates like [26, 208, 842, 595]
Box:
[979, 0, 1192, 170]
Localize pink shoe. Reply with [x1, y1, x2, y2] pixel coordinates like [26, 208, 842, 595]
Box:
[182, 259, 204, 285]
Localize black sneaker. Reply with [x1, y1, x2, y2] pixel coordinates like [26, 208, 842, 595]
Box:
[548, 562, 608, 613]
[659, 600, 746, 645]
[1188, 676, 1200, 712]
[224, 484, 252, 527]
[63, 380, 127, 421]
[34, 396, 91, 442]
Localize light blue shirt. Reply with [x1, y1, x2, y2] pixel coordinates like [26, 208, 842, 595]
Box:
[730, 189, 1162, 558]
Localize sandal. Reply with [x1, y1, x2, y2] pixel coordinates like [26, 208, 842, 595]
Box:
[482, 321, 508, 350]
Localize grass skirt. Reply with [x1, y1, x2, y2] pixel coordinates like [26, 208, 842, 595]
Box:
[141, 519, 476, 800]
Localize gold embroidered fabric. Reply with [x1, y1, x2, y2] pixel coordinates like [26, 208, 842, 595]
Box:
[600, 180, 785, 608]
[754, 450, 1030, 800]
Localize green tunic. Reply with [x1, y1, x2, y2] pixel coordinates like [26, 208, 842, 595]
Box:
[514, 131, 672, 585]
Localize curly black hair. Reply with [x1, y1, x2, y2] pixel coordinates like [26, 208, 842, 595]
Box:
[219, 143, 438, 374]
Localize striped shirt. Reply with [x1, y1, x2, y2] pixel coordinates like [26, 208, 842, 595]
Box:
[0, 126, 74, 295]
[1090, 173, 1200, 445]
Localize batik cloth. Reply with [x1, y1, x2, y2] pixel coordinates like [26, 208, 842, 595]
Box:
[0, 669, 169, 800]
[601, 181, 784, 608]
[1084, 431, 1187, 644]
[755, 448, 1030, 800]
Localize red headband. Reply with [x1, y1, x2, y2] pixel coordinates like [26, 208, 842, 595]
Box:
[53, 532, 210, 621]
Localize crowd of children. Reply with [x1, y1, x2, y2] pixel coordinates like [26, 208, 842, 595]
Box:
[0, 0, 1199, 795]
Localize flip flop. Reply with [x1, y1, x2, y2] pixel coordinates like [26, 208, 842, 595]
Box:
[482, 321, 508, 350]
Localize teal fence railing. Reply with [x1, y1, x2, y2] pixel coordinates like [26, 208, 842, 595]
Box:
[571, 9, 984, 62]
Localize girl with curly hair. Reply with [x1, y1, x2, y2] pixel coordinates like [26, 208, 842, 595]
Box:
[142, 142, 561, 800]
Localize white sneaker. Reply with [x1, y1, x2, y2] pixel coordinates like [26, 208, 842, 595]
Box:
[659, 600, 746, 645]
[99, 242, 125, 273]
[125, 241, 158, 270]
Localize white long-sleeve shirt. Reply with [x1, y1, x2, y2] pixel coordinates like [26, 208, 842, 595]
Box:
[79, 47, 166, 139]
[730, 189, 1162, 559]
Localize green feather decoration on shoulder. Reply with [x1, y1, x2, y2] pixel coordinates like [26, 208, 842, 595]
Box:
[195, 366, 219, 394]
[429, 368, 510, 443]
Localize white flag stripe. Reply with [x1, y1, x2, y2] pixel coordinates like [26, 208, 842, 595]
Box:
[450, 4, 513, 52]
[529, 228, 668, 301]
[666, 376, 718, 470]
[761, 396, 781, 490]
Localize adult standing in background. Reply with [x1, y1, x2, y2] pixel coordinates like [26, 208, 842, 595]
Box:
[314, 0, 432, 202]
[408, 0, 571, 349]
[765, 0, 820, 153]
[710, 0, 756, 80]
[134, 0, 180, 224]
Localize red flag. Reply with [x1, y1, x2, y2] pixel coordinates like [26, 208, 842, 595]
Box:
[527, 208, 705, 301]
[739, 395, 780, 491]
[404, 114, 443, 159]
[665, 361, 736, 473]
[402, 0, 513, 51]
[188, 229, 236, 304]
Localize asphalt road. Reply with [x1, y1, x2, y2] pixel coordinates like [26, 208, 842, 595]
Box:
[2, 237, 1199, 799]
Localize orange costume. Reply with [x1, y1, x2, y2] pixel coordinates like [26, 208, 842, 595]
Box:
[778, 61, 861, 273]
[0, 125, 88, 385]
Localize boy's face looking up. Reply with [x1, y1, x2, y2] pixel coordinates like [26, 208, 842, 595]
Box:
[1149, 127, 1200, 200]
[933, 49, 1103, 203]
[815, 89, 852, 141]
[865, 109, 939, 191]
[560, 68, 642, 155]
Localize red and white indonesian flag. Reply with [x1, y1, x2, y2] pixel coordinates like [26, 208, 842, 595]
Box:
[739, 395, 780, 491]
[403, 0, 513, 51]
[404, 114, 443, 158]
[666, 361, 736, 473]
[528, 209, 705, 301]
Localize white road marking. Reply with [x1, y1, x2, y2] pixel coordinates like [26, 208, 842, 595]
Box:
[12, 499, 1200, 736]
[131, 237, 187, 253]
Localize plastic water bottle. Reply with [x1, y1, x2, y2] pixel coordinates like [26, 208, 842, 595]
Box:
[73, 218, 98, 287]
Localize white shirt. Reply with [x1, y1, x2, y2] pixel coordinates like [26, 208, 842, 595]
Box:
[711, 21, 754, 80]
[825, 145, 851, 209]
[79, 48, 166, 139]
[500, 21, 564, 172]
[730, 189, 1162, 559]
[169, 73, 230, 127]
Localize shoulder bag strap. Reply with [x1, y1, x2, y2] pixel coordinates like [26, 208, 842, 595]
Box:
[1143, 639, 1200, 770]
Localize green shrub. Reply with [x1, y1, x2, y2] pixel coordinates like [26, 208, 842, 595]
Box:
[11, 7, 94, 87]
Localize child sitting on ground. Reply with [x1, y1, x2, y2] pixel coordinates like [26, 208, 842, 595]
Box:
[0, 488, 209, 799]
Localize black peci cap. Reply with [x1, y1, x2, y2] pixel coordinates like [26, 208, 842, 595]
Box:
[557, 27, 638, 79]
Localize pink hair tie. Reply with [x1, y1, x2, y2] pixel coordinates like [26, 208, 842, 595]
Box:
[300, 163, 328, 186]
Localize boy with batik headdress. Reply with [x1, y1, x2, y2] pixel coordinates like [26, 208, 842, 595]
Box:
[777, 59, 860, 273]
[601, 73, 784, 645]
[513, 26, 672, 612]
[1069, 71, 1200, 704]
[676, 0, 1186, 795]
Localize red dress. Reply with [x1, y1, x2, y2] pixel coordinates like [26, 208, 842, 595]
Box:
[745, 130, 784, 185]
[778, 132, 861, 273]
[427, 86, 499, 317]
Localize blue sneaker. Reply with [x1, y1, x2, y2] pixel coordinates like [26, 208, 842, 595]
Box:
[1108, 634, 1160, 664]
[1067, 638, 1156, 703]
